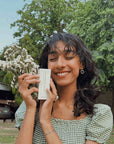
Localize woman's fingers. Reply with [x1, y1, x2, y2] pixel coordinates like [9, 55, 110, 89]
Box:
[18, 74, 40, 101]
[19, 74, 40, 90]
[28, 87, 38, 94]
[18, 73, 31, 85]
[24, 74, 40, 80]
[18, 74, 40, 84]
[50, 79, 57, 96]
[46, 79, 58, 102]
[46, 89, 54, 101]
[24, 79, 40, 86]
[22, 75, 40, 85]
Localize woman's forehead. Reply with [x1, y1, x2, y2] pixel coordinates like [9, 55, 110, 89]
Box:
[49, 41, 76, 53]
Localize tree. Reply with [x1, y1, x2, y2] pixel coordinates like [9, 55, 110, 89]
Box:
[67, 0, 114, 89]
[0, 47, 19, 103]
[11, 0, 76, 63]
[0, 47, 10, 86]
[1, 0, 78, 104]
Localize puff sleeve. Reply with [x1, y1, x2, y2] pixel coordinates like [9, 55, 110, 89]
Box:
[15, 101, 26, 129]
[86, 104, 113, 144]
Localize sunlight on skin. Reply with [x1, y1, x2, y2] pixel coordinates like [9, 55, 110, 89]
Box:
[85, 140, 98, 144]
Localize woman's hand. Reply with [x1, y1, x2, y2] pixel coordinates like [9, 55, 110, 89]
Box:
[18, 73, 40, 109]
[39, 79, 58, 125]
[15, 74, 40, 144]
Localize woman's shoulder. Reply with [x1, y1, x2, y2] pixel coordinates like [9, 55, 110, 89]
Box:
[94, 103, 111, 109]
[92, 103, 113, 121]
[86, 104, 113, 143]
[93, 103, 112, 117]
[94, 103, 111, 112]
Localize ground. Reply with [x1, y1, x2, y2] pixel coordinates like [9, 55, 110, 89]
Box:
[0, 120, 18, 144]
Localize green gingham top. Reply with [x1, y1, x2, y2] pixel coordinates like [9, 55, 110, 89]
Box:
[15, 102, 113, 144]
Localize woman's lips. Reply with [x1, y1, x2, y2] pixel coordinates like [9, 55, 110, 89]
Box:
[55, 71, 70, 78]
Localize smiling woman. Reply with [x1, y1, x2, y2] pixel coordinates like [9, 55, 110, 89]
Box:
[47, 41, 82, 87]
[15, 32, 113, 144]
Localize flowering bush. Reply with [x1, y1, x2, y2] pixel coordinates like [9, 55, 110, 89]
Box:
[0, 45, 38, 100]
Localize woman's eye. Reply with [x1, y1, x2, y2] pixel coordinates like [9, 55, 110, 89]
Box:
[49, 57, 57, 61]
[65, 53, 75, 60]
[65, 56, 74, 60]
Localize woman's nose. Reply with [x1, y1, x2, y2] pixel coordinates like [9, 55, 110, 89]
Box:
[56, 56, 66, 68]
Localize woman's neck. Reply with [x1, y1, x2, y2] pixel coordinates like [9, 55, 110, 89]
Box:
[57, 83, 77, 105]
[52, 83, 77, 120]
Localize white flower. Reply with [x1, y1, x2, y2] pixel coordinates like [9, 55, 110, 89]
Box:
[25, 59, 32, 63]
[0, 44, 38, 100]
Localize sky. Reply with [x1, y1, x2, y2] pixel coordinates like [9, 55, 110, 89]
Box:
[0, 0, 32, 52]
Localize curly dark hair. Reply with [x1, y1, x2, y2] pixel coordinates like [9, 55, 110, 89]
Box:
[39, 32, 99, 117]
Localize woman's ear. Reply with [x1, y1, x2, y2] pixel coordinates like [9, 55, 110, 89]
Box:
[79, 62, 84, 70]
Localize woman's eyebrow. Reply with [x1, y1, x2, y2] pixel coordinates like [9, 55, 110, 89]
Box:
[63, 49, 76, 53]
[49, 50, 76, 56]
[64, 49, 74, 52]
[49, 50, 58, 55]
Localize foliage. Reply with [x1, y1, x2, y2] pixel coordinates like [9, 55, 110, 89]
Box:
[14, 91, 23, 105]
[67, 0, 114, 88]
[1, 0, 76, 103]
[0, 45, 38, 102]
[0, 46, 11, 86]
[1, 0, 113, 104]
[11, 0, 76, 63]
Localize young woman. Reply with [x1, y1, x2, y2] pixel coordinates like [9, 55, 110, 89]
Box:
[15, 33, 113, 144]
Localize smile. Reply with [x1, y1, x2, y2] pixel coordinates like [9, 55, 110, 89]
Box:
[56, 72, 69, 77]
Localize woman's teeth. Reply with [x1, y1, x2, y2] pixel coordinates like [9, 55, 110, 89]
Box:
[57, 72, 68, 76]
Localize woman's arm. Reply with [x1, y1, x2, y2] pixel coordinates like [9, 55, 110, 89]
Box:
[39, 79, 63, 144]
[41, 122, 63, 144]
[85, 140, 98, 144]
[16, 74, 63, 144]
[15, 74, 39, 144]
[15, 108, 36, 144]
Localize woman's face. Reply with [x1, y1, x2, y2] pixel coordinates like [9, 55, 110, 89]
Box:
[48, 41, 83, 87]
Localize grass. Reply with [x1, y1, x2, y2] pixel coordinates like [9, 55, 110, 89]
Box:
[0, 120, 19, 144]
[0, 120, 113, 144]
[107, 126, 114, 144]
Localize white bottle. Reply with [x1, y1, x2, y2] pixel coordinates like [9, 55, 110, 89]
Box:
[38, 69, 51, 100]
